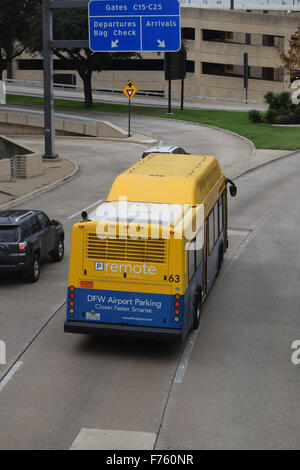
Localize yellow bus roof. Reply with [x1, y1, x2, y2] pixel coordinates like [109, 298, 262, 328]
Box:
[106, 153, 224, 205]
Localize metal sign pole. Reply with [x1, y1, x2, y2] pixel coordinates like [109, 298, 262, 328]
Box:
[180, 78, 184, 111]
[43, 0, 57, 158]
[168, 79, 172, 114]
[243, 52, 249, 105]
[128, 99, 130, 137]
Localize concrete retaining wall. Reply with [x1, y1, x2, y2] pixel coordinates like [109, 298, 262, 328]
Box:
[0, 111, 127, 138]
[0, 135, 43, 182]
[0, 159, 11, 182]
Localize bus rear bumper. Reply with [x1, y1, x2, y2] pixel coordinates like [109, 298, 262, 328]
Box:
[64, 320, 183, 340]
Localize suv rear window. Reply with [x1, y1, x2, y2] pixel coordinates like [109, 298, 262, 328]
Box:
[0, 227, 18, 242]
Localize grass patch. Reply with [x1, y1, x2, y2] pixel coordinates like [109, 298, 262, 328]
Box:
[7, 94, 300, 150]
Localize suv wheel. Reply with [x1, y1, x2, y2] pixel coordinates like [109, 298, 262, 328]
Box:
[51, 238, 64, 262]
[27, 255, 40, 283]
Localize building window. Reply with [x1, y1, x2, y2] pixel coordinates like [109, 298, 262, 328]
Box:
[226, 31, 234, 40]
[53, 73, 76, 87]
[262, 35, 275, 47]
[202, 30, 283, 48]
[202, 62, 283, 82]
[262, 67, 274, 81]
[18, 58, 194, 74]
[181, 27, 195, 40]
[187, 61, 195, 73]
[203, 29, 226, 42]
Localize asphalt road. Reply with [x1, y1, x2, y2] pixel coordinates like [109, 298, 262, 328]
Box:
[3, 103, 254, 174]
[0, 133, 299, 449]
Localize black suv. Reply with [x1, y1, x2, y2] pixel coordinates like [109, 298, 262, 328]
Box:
[0, 210, 64, 282]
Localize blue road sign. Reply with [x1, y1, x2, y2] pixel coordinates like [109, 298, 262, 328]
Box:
[88, 0, 181, 52]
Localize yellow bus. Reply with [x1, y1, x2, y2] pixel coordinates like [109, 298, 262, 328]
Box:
[64, 153, 237, 340]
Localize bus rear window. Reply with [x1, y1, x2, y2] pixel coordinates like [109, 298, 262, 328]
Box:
[0, 227, 18, 242]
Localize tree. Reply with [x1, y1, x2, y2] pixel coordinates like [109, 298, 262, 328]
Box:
[0, 0, 40, 80]
[278, 27, 300, 83]
[26, 6, 139, 108]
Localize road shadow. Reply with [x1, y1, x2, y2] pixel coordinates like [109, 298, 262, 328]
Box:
[75, 332, 185, 363]
[0, 257, 53, 286]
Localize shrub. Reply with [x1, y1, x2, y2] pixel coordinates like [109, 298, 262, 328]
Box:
[248, 109, 262, 123]
[264, 91, 292, 115]
[292, 105, 300, 124]
[265, 108, 278, 124]
[264, 91, 276, 107]
[277, 91, 293, 115]
[277, 114, 297, 125]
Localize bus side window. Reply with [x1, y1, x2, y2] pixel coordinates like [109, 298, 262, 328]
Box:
[208, 210, 214, 254]
[214, 203, 219, 243]
[188, 241, 196, 282]
[196, 229, 203, 267]
[219, 196, 223, 232]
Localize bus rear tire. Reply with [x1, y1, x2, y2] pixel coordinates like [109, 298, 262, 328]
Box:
[193, 292, 202, 330]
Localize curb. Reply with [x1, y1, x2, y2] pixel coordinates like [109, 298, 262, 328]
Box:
[189, 121, 256, 160]
[233, 149, 299, 180]
[0, 158, 79, 210]
[0, 135, 157, 211]
[121, 113, 257, 161]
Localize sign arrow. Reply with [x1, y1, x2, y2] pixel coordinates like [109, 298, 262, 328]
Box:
[157, 39, 165, 48]
[111, 39, 119, 48]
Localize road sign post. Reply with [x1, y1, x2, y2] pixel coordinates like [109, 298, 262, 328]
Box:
[123, 81, 138, 137]
[89, 0, 181, 52]
[243, 52, 249, 104]
[43, 0, 57, 159]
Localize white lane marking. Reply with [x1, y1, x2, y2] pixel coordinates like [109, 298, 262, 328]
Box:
[174, 319, 203, 384]
[70, 428, 156, 450]
[228, 229, 250, 237]
[68, 199, 104, 220]
[0, 361, 23, 392]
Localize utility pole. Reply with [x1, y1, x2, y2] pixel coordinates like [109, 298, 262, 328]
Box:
[42, 0, 90, 159]
[43, 0, 56, 158]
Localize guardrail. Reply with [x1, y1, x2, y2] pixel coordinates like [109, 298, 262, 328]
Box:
[4, 78, 164, 98]
[179, 0, 300, 10]
[4, 78, 264, 105]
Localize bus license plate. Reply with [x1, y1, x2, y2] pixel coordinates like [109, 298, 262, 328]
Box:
[86, 312, 100, 321]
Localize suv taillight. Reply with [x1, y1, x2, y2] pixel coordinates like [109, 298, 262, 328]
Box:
[18, 242, 27, 252]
